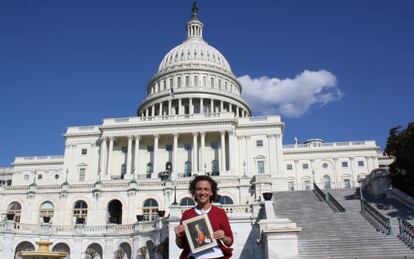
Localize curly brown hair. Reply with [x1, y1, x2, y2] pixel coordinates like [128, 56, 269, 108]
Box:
[189, 175, 218, 202]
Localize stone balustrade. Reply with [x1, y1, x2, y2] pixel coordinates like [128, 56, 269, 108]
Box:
[14, 156, 64, 163]
[0, 220, 162, 236]
[283, 140, 377, 149]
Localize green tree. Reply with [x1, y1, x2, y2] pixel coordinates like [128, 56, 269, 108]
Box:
[385, 122, 414, 196]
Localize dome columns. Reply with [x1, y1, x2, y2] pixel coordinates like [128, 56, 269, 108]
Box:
[139, 97, 250, 118]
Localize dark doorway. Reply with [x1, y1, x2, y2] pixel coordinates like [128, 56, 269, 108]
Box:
[108, 200, 122, 224]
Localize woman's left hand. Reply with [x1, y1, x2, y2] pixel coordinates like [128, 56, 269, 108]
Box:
[213, 230, 225, 240]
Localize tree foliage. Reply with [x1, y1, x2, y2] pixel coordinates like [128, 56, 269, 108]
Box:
[385, 122, 414, 196]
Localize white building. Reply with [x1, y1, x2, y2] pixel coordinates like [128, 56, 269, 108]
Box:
[0, 3, 387, 259]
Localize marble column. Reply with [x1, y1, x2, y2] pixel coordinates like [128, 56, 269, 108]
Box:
[151, 105, 155, 117]
[134, 135, 140, 177]
[178, 99, 182, 115]
[159, 102, 163, 116]
[210, 99, 214, 113]
[189, 98, 194, 114]
[200, 132, 206, 174]
[245, 136, 251, 174]
[153, 135, 159, 178]
[220, 131, 227, 173]
[100, 137, 107, 175]
[168, 100, 172, 116]
[220, 101, 224, 113]
[200, 98, 204, 114]
[350, 157, 355, 187]
[192, 132, 198, 173]
[228, 130, 237, 174]
[127, 136, 133, 175]
[173, 134, 178, 175]
[107, 137, 115, 175]
[236, 107, 240, 117]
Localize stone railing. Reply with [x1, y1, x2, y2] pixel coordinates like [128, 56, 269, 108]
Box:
[313, 183, 326, 201]
[360, 199, 392, 235]
[103, 112, 235, 126]
[398, 218, 414, 248]
[326, 192, 346, 212]
[0, 221, 158, 235]
[14, 156, 64, 163]
[283, 140, 376, 149]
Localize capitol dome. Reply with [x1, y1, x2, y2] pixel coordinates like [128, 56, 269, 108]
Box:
[137, 2, 251, 118]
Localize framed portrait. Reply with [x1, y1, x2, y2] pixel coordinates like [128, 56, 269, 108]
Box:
[182, 214, 217, 254]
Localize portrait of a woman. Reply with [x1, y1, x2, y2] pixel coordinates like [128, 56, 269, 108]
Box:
[175, 175, 233, 259]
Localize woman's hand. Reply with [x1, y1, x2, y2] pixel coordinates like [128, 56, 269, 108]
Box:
[175, 224, 185, 237]
[213, 230, 225, 240]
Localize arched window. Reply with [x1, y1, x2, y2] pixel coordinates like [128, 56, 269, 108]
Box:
[323, 175, 331, 190]
[73, 200, 88, 224]
[14, 241, 35, 258]
[52, 242, 70, 258]
[85, 243, 103, 259]
[210, 77, 214, 88]
[143, 199, 158, 221]
[194, 76, 198, 87]
[184, 161, 192, 177]
[212, 160, 219, 176]
[180, 197, 195, 207]
[39, 201, 54, 223]
[146, 163, 153, 178]
[220, 196, 234, 204]
[7, 201, 21, 222]
[203, 76, 206, 87]
[185, 76, 190, 87]
[108, 200, 122, 224]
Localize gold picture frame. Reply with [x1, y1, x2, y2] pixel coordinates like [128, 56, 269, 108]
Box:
[182, 214, 217, 254]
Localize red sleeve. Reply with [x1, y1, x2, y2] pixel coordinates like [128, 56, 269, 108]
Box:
[220, 208, 234, 246]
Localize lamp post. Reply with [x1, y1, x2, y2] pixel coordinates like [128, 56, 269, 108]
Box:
[357, 176, 364, 200]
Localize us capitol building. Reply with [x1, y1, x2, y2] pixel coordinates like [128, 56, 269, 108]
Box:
[0, 3, 389, 259]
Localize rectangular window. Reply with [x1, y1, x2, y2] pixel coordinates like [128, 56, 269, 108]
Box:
[166, 144, 173, 151]
[257, 161, 265, 174]
[81, 149, 87, 155]
[256, 140, 263, 147]
[342, 162, 348, 168]
[287, 164, 293, 170]
[358, 161, 364, 167]
[147, 145, 154, 152]
[211, 143, 219, 149]
[24, 174, 29, 180]
[79, 168, 86, 182]
[38, 174, 43, 180]
[121, 147, 127, 153]
[302, 163, 309, 169]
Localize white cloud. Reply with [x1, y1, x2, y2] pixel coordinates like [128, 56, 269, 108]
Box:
[238, 70, 343, 118]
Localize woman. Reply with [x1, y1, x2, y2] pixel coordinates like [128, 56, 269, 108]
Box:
[175, 175, 233, 259]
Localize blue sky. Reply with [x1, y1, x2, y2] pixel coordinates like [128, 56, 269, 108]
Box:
[0, 0, 413, 166]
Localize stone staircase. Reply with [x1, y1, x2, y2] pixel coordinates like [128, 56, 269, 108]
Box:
[273, 190, 414, 258]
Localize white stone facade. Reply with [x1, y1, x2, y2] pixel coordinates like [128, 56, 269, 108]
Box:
[0, 4, 387, 259]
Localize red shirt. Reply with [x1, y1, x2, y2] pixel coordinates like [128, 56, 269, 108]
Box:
[179, 205, 234, 259]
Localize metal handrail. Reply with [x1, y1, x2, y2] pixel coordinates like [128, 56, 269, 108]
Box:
[398, 218, 414, 248]
[313, 183, 326, 201]
[361, 199, 392, 235]
[326, 193, 346, 212]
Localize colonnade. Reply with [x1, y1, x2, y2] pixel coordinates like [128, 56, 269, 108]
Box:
[140, 98, 248, 118]
[99, 131, 236, 178]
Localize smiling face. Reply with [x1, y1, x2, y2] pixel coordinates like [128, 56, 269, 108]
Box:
[195, 180, 213, 208]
